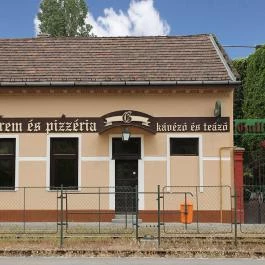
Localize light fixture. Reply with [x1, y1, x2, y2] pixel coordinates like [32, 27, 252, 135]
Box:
[122, 127, 131, 141]
[214, 100, 222, 118]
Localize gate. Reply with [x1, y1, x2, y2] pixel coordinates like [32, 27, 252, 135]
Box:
[63, 187, 136, 236]
[240, 148, 265, 233]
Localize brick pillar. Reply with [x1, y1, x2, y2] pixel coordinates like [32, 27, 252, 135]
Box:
[234, 147, 245, 223]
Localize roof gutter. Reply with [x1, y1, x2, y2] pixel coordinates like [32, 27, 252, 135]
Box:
[0, 80, 241, 87]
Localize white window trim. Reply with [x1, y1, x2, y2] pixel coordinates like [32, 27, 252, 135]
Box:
[109, 134, 144, 210]
[167, 134, 203, 192]
[46, 134, 81, 191]
[0, 134, 19, 192]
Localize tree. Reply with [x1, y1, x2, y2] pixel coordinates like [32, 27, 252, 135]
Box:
[38, 0, 93, 37]
[243, 46, 265, 118]
[241, 45, 265, 150]
[232, 58, 248, 147]
[232, 58, 248, 119]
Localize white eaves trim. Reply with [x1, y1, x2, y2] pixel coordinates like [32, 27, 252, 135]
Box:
[209, 34, 237, 82]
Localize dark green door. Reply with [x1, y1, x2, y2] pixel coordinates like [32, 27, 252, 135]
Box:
[115, 160, 138, 213]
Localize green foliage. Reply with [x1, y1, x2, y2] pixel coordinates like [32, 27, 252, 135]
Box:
[232, 58, 248, 147]
[232, 58, 248, 119]
[38, 0, 93, 37]
[243, 45, 265, 118]
[241, 45, 265, 150]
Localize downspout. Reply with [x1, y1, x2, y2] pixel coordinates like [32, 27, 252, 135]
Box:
[219, 146, 235, 223]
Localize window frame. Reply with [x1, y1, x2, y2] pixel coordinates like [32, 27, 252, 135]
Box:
[47, 134, 81, 191]
[0, 135, 19, 191]
[170, 137, 199, 156]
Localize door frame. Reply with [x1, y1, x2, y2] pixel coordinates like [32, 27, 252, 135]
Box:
[109, 134, 144, 210]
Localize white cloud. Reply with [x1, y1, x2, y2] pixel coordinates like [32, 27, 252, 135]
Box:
[86, 0, 170, 36]
[34, 0, 170, 37]
[34, 14, 40, 36]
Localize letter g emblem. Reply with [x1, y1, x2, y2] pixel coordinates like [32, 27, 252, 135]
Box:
[122, 111, 132, 123]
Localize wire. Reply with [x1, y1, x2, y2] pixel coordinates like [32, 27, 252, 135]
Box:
[223, 45, 258, 49]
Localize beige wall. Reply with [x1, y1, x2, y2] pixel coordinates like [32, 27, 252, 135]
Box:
[0, 86, 234, 211]
[0, 89, 232, 118]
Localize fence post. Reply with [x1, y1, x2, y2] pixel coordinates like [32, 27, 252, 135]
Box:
[98, 187, 101, 233]
[157, 185, 161, 247]
[184, 192, 188, 230]
[23, 187, 26, 233]
[60, 184, 64, 248]
[135, 185, 139, 241]
[234, 189, 238, 247]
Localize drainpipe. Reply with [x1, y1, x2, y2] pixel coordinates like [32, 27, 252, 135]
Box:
[219, 147, 235, 223]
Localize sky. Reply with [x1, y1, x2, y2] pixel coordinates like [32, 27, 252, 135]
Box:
[0, 0, 264, 59]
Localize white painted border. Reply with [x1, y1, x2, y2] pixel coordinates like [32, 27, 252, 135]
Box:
[0, 135, 19, 191]
[46, 134, 82, 191]
[19, 157, 47, 162]
[143, 156, 167, 161]
[109, 134, 144, 210]
[166, 134, 203, 192]
[81, 156, 109, 161]
[209, 34, 237, 81]
[17, 155, 228, 162]
[203, 157, 230, 161]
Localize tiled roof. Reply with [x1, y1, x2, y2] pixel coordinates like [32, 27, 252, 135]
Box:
[0, 34, 238, 84]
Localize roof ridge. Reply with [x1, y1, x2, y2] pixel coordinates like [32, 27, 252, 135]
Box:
[0, 33, 211, 41]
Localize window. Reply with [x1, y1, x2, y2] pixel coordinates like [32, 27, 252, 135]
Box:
[170, 138, 199, 156]
[50, 138, 78, 190]
[112, 137, 141, 160]
[0, 138, 16, 190]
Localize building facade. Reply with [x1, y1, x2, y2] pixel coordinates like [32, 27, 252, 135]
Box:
[0, 34, 240, 222]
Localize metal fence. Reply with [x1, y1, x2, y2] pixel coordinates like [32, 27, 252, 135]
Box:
[161, 186, 233, 235]
[0, 185, 264, 247]
[0, 187, 59, 235]
[239, 185, 265, 234]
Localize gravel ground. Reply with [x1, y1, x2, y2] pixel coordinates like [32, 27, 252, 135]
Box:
[0, 222, 264, 236]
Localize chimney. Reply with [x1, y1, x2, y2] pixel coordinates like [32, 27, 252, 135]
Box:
[37, 33, 51, 38]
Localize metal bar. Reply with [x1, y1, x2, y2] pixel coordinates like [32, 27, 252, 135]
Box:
[56, 190, 59, 233]
[60, 184, 64, 248]
[135, 185, 139, 241]
[99, 187, 101, 234]
[162, 187, 165, 233]
[230, 186, 233, 233]
[23, 187, 26, 233]
[184, 193, 187, 230]
[258, 196, 262, 224]
[234, 190, 238, 246]
[125, 191, 128, 229]
[195, 186, 199, 233]
[65, 193, 68, 229]
[157, 185, 161, 247]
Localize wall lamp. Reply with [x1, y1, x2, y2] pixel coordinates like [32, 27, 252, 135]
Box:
[122, 127, 131, 141]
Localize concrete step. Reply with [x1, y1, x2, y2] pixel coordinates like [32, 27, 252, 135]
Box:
[112, 214, 142, 224]
[114, 214, 136, 219]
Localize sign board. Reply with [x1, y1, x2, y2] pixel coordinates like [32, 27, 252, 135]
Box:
[234, 119, 265, 135]
[0, 110, 230, 134]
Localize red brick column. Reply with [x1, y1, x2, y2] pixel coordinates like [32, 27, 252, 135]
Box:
[234, 147, 245, 223]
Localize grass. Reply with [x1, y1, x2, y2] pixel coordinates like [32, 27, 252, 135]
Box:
[0, 222, 265, 257]
[0, 236, 264, 258]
